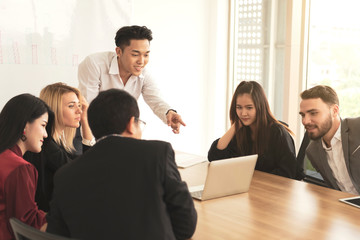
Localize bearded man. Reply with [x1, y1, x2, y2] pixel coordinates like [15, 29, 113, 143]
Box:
[299, 85, 360, 194]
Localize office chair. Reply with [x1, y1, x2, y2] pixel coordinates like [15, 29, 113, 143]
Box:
[296, 131, 310, 169]
[9, 218, 76, 240]
[296, 132, 329, 188]
[277, 120, 307, 180]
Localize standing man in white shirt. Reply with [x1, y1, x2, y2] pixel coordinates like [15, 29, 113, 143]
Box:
[78, 25, 185, 134]
[299, 85, 360, 194]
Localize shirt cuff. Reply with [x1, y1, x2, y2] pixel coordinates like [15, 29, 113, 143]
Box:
[82, 138, 96, 146]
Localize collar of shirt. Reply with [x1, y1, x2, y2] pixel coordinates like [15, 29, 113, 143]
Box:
[322, 122, 341, 151]
[96, 133, 123, 143]
[108, 54, 145, 80]
[10, 144, 22, 157]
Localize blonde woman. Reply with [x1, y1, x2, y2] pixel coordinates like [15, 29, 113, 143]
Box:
[25, 82, 94, 211]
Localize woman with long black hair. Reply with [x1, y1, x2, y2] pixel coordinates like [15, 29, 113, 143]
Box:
[208, 81, 304, 180]
[0, 94, 52, 239]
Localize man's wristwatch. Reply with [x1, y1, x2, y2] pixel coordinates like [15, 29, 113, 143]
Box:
[166, 109, 177, 115]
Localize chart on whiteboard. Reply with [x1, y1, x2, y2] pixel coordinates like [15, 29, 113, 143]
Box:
[0, 0, 132, 66]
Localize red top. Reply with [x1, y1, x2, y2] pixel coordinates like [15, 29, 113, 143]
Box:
[0, 145, 46, 240]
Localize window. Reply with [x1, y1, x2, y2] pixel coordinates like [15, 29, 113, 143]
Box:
[307, 0, 360, 117]
[230, 0, 289, 121]
[232, 0, 360, 183]
[305, 0, 360, 178]
[234, 0, 263, 85]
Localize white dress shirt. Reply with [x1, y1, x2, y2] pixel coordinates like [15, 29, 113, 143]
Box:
[78, 51, 171, 123]
[322, 123, 359, 194]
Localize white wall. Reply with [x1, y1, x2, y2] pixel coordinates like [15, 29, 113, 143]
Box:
[132, 0, 229, 155]
[0, 0, 132, 107]
[0, 0, 229, 156]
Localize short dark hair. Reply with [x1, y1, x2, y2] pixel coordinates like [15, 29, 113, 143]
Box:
[114, 25, 153, 50]
[0, 94, 52, 154]
[88, 89, 140, 139]
[300, 85, 339, 106]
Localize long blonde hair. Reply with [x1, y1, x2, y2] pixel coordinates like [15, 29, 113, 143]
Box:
[40, 82, 81, 153]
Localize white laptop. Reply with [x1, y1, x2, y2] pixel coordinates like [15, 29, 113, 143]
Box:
[188, 154, 258, 201]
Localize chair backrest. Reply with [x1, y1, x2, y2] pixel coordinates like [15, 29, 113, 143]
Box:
[297, 132, 329, 187]
[296, 131, 310, 168]
[9, 218, 75, 240]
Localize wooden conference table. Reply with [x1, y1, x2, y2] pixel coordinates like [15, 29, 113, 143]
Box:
[178, 162, 360, 240]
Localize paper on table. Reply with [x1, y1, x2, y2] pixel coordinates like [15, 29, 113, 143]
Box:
[175, 151, 207, 168]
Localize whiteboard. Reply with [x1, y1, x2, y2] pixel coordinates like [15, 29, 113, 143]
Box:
[0, 0, 132, 108]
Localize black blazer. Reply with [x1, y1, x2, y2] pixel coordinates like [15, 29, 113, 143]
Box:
[46, 136, 197, 240]
[24, 137, 75, 211]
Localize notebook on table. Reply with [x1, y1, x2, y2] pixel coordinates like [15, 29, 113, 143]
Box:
[188, 154, 258, 201]
[175, 151, 207, 168]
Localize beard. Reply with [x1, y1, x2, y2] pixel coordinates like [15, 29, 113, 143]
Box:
[306, 114, 333, 141]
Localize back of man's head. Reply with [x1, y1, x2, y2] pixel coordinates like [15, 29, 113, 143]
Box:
[115, 25, 153, 50]
[88, 89, 139, 139]
[300, 85, 339, 106]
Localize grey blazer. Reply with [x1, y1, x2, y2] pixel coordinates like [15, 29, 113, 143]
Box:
[306, 117, 360, 193]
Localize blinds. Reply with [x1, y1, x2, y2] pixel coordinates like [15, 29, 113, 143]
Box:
[234, 0, 264, 87]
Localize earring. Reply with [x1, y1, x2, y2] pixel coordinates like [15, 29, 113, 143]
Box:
[21, 131, 27, 142]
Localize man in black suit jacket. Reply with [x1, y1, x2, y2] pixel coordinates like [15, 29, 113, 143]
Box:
[46, 89, 197, 240]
